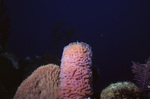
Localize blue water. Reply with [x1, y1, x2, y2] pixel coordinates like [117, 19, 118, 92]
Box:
[2, 0, 150, 95]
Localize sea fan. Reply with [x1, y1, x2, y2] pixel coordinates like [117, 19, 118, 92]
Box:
[131, 61, 150, 91]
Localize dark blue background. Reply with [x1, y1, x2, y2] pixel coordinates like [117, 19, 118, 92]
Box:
[5, 0, 150, 91]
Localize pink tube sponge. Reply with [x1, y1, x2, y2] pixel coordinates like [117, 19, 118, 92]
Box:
[59, 42, 93, 99]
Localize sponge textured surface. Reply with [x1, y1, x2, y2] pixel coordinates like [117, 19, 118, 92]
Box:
[14, 64, 60, 99]
[59, 42, 93, 99]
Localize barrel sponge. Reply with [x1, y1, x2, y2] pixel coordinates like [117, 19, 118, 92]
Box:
[13, 64, 60, 99]
[59, 42, 93, 99]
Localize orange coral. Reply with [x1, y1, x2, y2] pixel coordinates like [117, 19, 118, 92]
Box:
[59, 42, 93, 99]
[13, 64, 60, 99]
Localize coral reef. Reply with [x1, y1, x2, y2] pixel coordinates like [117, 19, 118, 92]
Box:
[13, 64, 60, 99]
[59, 42, 93, 99]
[100, 81, 142, 99]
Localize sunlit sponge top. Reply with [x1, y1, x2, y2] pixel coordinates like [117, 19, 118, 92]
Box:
[59, 42, 93, 99]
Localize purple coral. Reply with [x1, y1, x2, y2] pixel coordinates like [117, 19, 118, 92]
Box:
[131, 59, 150, 91]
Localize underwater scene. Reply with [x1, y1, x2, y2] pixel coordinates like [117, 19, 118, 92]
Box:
[0, 0, 150, 99]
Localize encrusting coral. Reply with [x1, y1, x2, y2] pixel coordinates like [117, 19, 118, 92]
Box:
[59, 42, 93, 99]
[100, 81, 142, 99]
[13, 64, 60, 99]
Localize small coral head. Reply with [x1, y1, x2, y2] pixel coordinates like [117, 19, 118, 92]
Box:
[59, 42, 93, 99]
